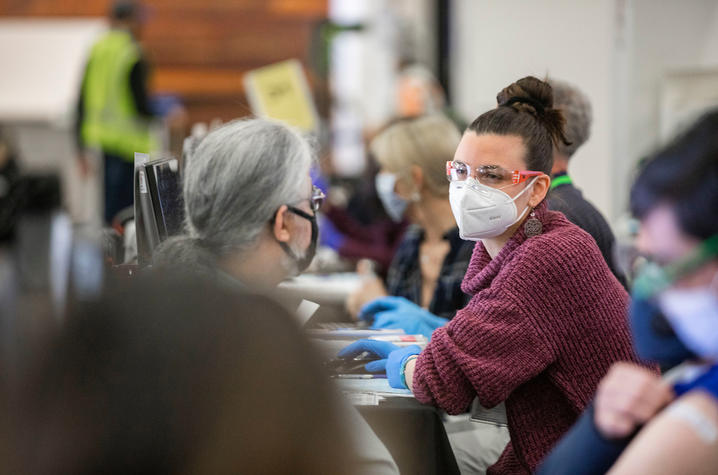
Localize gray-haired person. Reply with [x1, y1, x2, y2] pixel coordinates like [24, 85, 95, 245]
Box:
[155, 118, 321, 288]
[154, 118, 399, 475]
[547, 79, 627, 287]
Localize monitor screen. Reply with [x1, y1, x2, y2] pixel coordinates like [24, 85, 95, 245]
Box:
[146, 159, 184, 240]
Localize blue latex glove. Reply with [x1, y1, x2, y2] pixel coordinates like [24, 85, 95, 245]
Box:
[337, 339, 421, 389]
[337, 339, 399, 368]
[359, 296, 449, 339]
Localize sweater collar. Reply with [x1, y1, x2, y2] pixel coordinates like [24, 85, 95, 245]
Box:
[461, 200, 549, 295]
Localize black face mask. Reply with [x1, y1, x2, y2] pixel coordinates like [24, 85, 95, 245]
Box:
[277, 206, 318, 274]
[629, 295, 697, 372]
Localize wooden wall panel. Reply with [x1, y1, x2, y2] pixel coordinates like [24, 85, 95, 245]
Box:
[0, 0, 328, 125]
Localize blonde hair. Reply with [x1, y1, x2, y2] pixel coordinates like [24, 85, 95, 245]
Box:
[369, 114, 460, 196]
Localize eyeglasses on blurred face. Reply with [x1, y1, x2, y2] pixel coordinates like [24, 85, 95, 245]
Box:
[626, 234, 718, 299]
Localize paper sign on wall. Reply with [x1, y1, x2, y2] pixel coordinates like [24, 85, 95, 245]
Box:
[244, 59, 318, 132]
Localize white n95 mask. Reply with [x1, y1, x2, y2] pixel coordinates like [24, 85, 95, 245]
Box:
[449, 177, 536, 240]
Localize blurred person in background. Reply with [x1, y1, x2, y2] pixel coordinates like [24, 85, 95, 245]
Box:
[2, 275, 356, 475]
[319, 158, 409, 274]
[397, 64, 446, 118]
[75, 0, 184, 223]
[539, 110, 718, 475]
[153, 118, 399, 475]
[397, 63, 466, 130]
[346, 115, 473, 336]
[547, 78, 627, 287]
[340, 77, 638, 474]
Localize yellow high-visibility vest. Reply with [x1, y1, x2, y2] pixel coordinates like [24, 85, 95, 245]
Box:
[81, 29, 157, 161]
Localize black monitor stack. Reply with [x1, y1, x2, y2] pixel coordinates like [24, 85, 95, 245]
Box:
[134, 153, 184, 266]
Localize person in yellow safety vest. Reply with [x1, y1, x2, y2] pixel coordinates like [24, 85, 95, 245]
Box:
[76, 0, 157, 224]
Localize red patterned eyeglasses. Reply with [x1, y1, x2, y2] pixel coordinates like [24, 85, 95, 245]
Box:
[446, 161, 542, 187]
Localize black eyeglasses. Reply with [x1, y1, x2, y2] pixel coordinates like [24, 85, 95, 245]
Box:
[272, 186, 326, 224]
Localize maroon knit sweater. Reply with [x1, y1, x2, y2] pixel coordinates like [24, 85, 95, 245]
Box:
[413, 201, 637, 474]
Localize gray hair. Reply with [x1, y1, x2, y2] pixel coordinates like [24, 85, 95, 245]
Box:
[548, 79, 592, 158]
[179, 118, 314, 257]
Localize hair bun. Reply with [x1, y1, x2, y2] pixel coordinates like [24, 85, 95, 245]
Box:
[503, 96, 546, 116]
[497, 76, 553, 115]
[497, 76, 570, 147]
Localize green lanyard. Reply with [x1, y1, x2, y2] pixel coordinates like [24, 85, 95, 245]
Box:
[550, 174, 573, 190]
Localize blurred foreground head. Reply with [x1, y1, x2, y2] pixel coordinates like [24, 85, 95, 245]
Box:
[4, 274, 352, 474]
[628, 110, 718, 363]
[631, 109, 718, 243]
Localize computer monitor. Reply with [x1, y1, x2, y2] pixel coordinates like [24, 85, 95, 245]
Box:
[134, 153, 159, 266]
[144, 158, 184, 241]
[134, 155, 183, 266]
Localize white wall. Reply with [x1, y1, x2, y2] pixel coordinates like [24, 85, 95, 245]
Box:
[630, 0, 718, 155]
[0, 19, 107, 223]
[393, 0, 436, 69]
[451, 0, 628, 221]
[0, 19, 106, 124]
[451, 0, 718, 224]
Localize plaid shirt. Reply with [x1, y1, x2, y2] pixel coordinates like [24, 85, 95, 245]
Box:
[385, 225, 474, 320]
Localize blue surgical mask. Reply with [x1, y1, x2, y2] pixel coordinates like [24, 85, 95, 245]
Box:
[375, 173, 408, 222]
[629, 295, 697, 371]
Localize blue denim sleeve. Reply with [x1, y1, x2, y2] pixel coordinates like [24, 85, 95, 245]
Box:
[535, 403, 632, 475]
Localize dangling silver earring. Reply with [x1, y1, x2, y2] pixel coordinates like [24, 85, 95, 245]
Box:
[524, 210, 542, 237]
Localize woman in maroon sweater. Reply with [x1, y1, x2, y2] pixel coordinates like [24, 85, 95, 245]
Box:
[340, 77, 637, 474]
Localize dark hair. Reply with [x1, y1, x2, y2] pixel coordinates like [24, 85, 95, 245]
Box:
[630, 110, 718, 240]
[7, 274, 354, 474]
[467, 76, 569, 174]
[110, 0, 140, 21]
